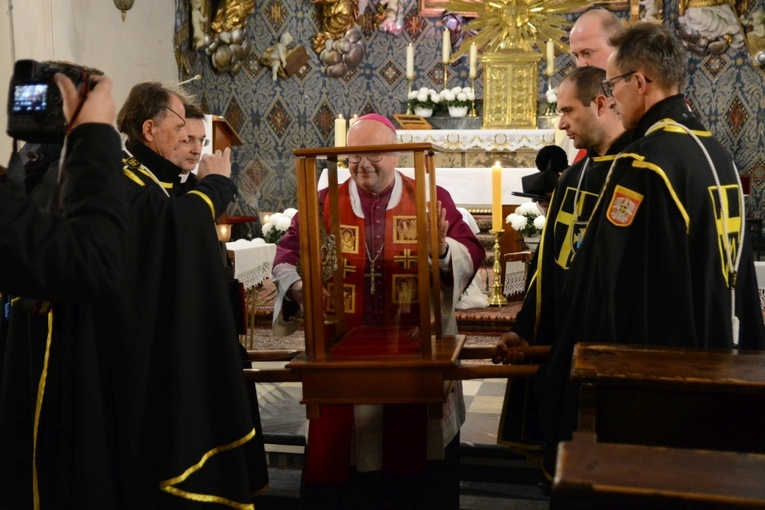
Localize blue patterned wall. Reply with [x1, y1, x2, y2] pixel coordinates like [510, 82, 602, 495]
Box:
[176, 0, 765, 217]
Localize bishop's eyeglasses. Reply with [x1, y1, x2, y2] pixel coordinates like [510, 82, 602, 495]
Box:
[348, 154, 385, 164]
[600, 71, 652, 97]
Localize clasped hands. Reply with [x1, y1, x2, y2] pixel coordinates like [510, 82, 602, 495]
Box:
[492, 330, 529, 365]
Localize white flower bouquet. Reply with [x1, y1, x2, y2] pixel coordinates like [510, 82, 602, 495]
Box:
[545, 87, 558, 115]
[408, 87, 441, 111]
[439, 86, 475, 108]
[506, 202, 546, 238]
[262, 208, 297, 245]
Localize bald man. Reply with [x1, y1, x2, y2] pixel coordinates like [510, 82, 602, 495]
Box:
[569, 7, 625, 68]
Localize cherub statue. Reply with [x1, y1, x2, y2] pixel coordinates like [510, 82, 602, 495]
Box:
[260, 32, 293, 82]
[190, 0, 208, 50]
[377, 0, 404, 35]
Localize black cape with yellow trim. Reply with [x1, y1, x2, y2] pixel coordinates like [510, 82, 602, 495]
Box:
[499, 131, 633, 452]
[535, 94, 765, 475]
[0, 127, 267, 508]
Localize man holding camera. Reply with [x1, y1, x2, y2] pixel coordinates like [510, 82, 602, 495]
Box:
[1, 66, 265, 507]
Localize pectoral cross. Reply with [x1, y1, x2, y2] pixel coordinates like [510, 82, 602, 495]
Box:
[365, 267, 383, 294]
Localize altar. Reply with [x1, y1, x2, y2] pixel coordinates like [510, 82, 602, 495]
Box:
[318, 166, 537, 208]
[396, 128, 556, 170]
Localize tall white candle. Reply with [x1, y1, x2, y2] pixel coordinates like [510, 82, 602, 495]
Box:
[469, 42, 477, 78]
[406, 43, 415, 79]
[334, 114, 346, 147]
[546, 39, 555, 76]
[442, 28, 451, 64]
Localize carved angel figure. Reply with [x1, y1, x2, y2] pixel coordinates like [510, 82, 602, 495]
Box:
[677, 0, 744, 55]
[190, 0, 208, 50]
[260, 32, 293, 81]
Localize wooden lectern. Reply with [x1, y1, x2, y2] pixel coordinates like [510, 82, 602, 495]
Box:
[210, 115, 242, 152]
[286, 142, 468, 420]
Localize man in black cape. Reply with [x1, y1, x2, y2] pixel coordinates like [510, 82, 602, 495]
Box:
[536, 23, 765, 478]
[1, 74, 266, 508]
[495, 66, 632, 478]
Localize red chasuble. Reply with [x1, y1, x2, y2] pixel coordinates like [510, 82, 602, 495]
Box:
[326, 174, 421, 332]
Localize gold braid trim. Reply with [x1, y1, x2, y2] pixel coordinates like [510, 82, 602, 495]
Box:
[188, 190, 216, 220]
[159, 428, 256, 509]
[32, 311, 54, 510]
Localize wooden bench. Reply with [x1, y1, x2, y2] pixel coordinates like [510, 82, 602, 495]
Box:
[551, 343, 765, 509]
[571, 343, 765, 454]
[554, 431, 765, 509]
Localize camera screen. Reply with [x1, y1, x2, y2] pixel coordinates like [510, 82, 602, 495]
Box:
[12, 83, 49, 113]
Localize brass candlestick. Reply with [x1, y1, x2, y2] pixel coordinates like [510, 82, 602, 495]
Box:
[407, 76, 414, 114]
[442, 61, 449, 88]
[489, 229, 507, 307]
[468, 76, 477, 117]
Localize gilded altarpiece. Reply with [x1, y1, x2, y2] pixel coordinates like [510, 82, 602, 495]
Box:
[482, 51, 539, 129]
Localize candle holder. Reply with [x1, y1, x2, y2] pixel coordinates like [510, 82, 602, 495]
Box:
[488, 229, 508, 307]
[442, 62, 449, 89]
[468, 76, 477, 117]
[407, 76, 414, 114]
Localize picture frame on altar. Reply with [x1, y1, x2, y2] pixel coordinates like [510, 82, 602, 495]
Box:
[418, 0, 476, 17]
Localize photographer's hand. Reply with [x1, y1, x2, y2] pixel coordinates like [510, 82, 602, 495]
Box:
[197, 147, 232, 179]
[54, 73, 115, 128]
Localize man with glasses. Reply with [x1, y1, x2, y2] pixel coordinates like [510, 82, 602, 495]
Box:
[108, 82, 266, 505]
[537, 22, 765, 480]
[494, 65, 633, 481]
[271, 113, 484, 509]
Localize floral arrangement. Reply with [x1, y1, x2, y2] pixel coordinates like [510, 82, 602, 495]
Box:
[544, 87, 558, 115]
[439, 86, 475, 108]
[261, 208, 297, 245]
[506, 202, 546, 238]
[408, 87, 441, 112]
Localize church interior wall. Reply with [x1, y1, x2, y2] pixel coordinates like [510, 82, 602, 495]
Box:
[0, 0, 177, 163]
[175, 0, 765, 219]
[2, 0, 764, 219]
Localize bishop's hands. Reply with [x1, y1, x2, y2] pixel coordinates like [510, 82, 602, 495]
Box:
[426, 200, 449, 258]
[55, 73, 115, 128]
[285, 279, 330, 321]
[198, 147, 232, 179]
[493, 330, 529, 365]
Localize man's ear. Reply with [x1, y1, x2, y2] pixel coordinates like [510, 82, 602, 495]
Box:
[142, 119, 155, 142]
[594, 95, 611, 116]
[635, 72, 650, 95]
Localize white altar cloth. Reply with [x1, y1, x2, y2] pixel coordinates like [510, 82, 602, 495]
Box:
[226, 238, 276, 289]
[396, 129, 555, 152]
[318, 167, 538, 207]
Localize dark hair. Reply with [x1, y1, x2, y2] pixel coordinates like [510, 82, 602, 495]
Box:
[562, 66, 606, 106]
[184, 102, 206, 120]
[116, 81, 181, 144]
[609, 22, 686, 91]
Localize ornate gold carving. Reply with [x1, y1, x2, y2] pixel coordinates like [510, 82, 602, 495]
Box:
[482, 50, 539, 129]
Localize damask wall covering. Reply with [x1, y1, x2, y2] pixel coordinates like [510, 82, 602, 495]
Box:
[175, 0, 765, 218]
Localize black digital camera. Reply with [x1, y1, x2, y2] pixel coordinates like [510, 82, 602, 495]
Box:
[7, 59, 91, 143]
